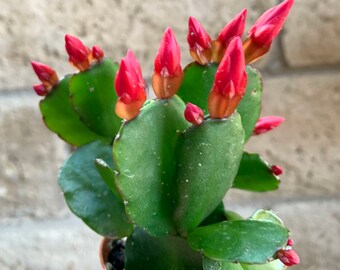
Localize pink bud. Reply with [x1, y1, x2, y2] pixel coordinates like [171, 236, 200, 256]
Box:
[212, 9, 247, 63]
[92, 46, 104, 62]
[114, 50, 147, 121]
[65, 34, 92, 71]
[187, 16, 212, 65]
[243, 0, 294, 64]
[184, 103, 204, 126]
[271, 165, 283, 176]
[31, 61, 59, 90]
[33, 83, 48, 96]
[287, 238, 294, 247]
[152, 28, 183, 99]
[277, 249, 300, 266]
[253, 116, 285, 135]
[208, 37, 247, 119]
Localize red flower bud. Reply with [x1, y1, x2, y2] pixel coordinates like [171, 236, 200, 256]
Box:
[184, 103, 204, 126]
[243, 0, 294, 64]
[187, 16, 212, 65]
[253, 116, 285, 135]
[114, 50, 147, 121]
[92, 45, 104, 62]
[31, 61, 59, 90]
[287, 238, 294, 247]
[212, 9, 247, 63]
[271, 165, 283, 176]
[277, 249, 300, 266]
[33, 83, 48, 96]
[208, 37, 247, 119]
[152, 27, 183, 99]
[65, 34, 92, 71]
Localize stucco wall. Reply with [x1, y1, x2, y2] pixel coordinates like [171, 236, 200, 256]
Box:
[0, 0, 339, 269]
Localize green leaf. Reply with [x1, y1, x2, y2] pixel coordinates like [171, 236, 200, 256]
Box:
[69, 59, 121, 137]
[39, 75, 109, 146]
[95, 158, 122, 199]
[203, 257, 286, 270]
[251, 209, 284, 226]
[177, 62, 218, 114]
[113, 96, 190, 237]
[224, 210, 244, 221]
[188, 220, 289, 264]
[232, 153, 280, 192]
[58, 141, 133, 237]
[125, 228, 202, 270]
[237, 66, 263, 141]
[199, 202, 227, 227]
[174, 114, 245, 235]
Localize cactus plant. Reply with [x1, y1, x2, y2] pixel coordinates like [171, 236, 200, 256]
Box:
[31, 0, 300, 269]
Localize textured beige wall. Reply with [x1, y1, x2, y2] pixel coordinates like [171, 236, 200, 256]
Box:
[0, 0, 339, 269]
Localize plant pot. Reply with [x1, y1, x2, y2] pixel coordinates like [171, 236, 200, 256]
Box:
[99, 237, 126, 270]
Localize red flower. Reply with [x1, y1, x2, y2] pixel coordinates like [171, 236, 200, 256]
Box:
[92, 46, 104, 62]
[114, 50, 147, 121]
[152, 27, 183, 99]
[212, 9, 247, 63]
[243, 0, 294, 64]
[253, 116, 285, 135]
[184, 103, 204, 126]
[208, 37, 247, 119]
[287, 238, 294, 247]
[187, 16, 212, 65]
[31, 61, 59, 90]
[271, 165, 283, 176]
[277, 249, 300, 266]
[65, 34, 92, 71]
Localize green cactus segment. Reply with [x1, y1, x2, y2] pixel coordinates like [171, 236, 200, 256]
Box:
[39, 75, 109, 146]
[125, 228, 203, 270]
[224, 210, 244, 221]
[58, 141, 133, 238]
[199, 202, 227, 227]
[95, 158, 122, 199]
[69, 58, 121, 137]
[188, 220, 289, 264]
[174, 114, 245, 234]
[237, 66, 263, 141]
[232, 153, 280, 192]
[177, 62, 218, 114]
[251, 209, 284, 226]
[203, 257, 286, 270]
[113, 96, 190, 237]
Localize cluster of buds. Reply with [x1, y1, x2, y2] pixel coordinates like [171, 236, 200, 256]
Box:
[276, 238, 300, 266]
[31, 35, 105, 96]
[65, 34, 104, 71]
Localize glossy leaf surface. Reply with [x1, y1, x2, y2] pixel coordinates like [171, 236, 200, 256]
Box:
[39, 76, 108, 146]
[58, 141, 133, 237]
[232, 152, 280, 192]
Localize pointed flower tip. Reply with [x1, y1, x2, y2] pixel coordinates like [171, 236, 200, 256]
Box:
[277, 249, 300, 266]
[114, 50, 146, 121]
[244, 0, 294, 64]
[184, 103, 204, 126]
[253, 116, 285, 135]
[212, 9, 247, 62]
[33, 83, 48, 96]
[208, 37, 247, 119]
[31, 61, 58, 89]
[271, 165, 283, 176]
[65, 34, 92, 71]
[287, 238, 294, 247]
[152, 27, 183, 99]
[187, 16, 212, 65]
[92, 46, 104, 62]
